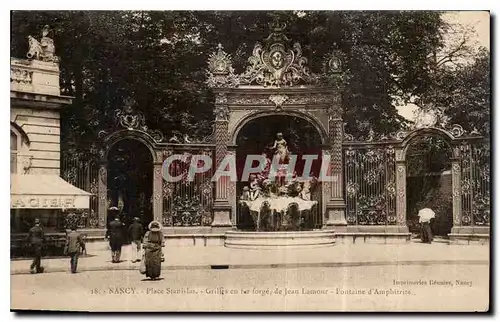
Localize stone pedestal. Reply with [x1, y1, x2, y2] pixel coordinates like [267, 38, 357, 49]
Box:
[449, 226, 490, 245]
[211, 200, 233, 232]
[325, 202, 347, 232]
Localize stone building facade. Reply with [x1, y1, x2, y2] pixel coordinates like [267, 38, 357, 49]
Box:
[10, 31, 90, 241]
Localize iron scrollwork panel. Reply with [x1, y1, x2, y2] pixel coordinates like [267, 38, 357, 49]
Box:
[162, 148, 215, 227]
[460, 142, 490, 226]
[61, 157, 100, 228]
[344, 145, 396, 225]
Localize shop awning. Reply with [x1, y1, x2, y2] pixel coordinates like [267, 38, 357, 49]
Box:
[10, 175, 91, 209]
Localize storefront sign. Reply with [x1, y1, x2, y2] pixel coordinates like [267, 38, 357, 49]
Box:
[11, 196, 78, 209]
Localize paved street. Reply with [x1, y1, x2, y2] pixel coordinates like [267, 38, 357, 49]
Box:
[11, 263, 489, 312]
[10, 242, 489, 274]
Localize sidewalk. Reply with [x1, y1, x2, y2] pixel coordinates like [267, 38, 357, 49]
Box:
[10, 242, 489, 275]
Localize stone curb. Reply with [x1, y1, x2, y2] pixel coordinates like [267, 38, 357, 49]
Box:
[10, 259, 488, 275]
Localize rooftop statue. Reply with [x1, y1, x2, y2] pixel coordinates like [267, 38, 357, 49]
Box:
[27, 25, 59, 63]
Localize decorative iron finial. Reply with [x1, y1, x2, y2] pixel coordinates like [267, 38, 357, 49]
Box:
[269, 19, 287, 33]
[123, 97, 136, 112]
[325, 43, 343, 74]
[206, 43, 239, 88]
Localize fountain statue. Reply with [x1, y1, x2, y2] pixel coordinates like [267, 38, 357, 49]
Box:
[239, 133, 318, 231]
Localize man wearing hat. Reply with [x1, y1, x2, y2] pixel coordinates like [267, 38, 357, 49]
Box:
[27, 218, 45, 274]
[128, 217, 144, 263]
[106, 216, 125, 263]
[64, 224, 86, 273]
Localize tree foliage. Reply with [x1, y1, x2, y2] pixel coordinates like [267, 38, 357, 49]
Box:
[11, 11, 454, 154]
[418, 48, 490, 135]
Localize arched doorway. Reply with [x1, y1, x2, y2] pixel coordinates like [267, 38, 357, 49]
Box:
[235, 114, 323, 230]
[107, 139, 154, 228]
[405, 135, 453, 238]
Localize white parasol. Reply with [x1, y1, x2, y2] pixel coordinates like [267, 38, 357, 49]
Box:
[418, 208, 435, 223]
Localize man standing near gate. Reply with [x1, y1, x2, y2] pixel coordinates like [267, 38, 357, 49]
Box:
[64, 224, 86, 273]
[128, 217, 144, 263]
[27, 218, 45, 274]
[106, 216, 125, 263]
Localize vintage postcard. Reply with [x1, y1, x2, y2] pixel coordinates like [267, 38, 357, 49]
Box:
[10, 10, 490, 312]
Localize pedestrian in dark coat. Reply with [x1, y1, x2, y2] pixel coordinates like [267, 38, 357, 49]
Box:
[27, 218, 44, 274]
[143, 221, 164, 280]
[128, 217, 144, 263]
[64, 225, 86, 273]
[106, 216, 125, 263]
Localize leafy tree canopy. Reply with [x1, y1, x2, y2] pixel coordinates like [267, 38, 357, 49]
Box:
[12, 10, 467, 155]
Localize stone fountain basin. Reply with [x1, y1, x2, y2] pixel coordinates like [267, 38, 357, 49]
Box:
[224, 230, 336, 249]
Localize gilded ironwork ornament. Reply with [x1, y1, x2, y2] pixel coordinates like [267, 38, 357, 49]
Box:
[206, 44, 239, 88]
[239, 23, 315, 87]
[447, 124, 465, 138]
[268, 94, 288, 110]
[324, 47, 343, 74]
[209, 22, 320, 89]
[115, 98, 144, 130]
[113, 98, 164, 142]
[214, 102, 229, 122]
[344, 146, 397, 226]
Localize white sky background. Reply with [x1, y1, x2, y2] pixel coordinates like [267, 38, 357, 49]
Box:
[396, 11, 490, 123]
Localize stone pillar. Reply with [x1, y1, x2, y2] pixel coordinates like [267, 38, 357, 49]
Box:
[450, 159, 462, 232]
[324, 95, 347, 230]
[97, 162, 108, 228]
[211, 92, 233, 229]
[395, 160, 407, 226]
[227, 147, 237, 226]
[152, 161, 163, 224]
[395, 147, 409, 234]
[394, 148, 409, 234]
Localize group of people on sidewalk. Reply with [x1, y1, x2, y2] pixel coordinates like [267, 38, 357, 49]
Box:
[27, 219, 85, 274]
[26, 216, 165, 280]
[105, 216, 164, 280]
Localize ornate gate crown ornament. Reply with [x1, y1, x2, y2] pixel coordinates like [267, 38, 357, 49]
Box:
[239, 21, 315, 87]
[207, 21, 324, 88]
[112, 97, 164, 142]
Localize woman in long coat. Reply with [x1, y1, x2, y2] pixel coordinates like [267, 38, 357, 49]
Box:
[143, 220, 164, 280]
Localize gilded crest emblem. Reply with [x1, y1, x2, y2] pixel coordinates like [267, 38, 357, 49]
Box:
[271, 50, 284, 69]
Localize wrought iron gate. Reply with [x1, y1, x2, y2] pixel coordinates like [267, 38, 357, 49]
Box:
[344, 144, 397, 225]
[61, 157, 100, 228]
[162, 147, 215, 227]
[458, 140, 490, 226]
